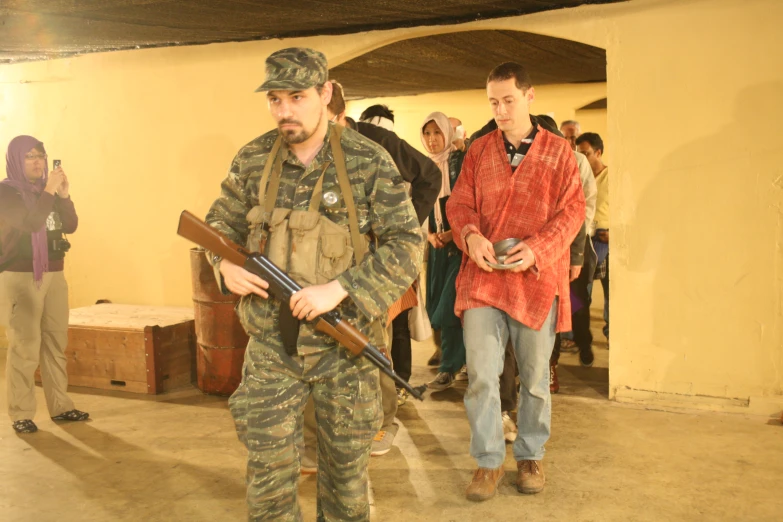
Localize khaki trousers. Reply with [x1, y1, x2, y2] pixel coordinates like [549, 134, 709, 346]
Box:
[1, 271, 74, 421]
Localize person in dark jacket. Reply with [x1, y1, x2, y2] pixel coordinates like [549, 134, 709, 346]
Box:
[298, 81, 440, 464]
[0, 135, 89, 434]
[359, 104, 395, 131]
[340, 98, 440, 224]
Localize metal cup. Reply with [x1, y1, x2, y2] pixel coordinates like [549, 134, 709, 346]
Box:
[493, 238, 522, 263]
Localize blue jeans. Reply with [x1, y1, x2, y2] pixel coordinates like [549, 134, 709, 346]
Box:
[463, 301, 557, 468]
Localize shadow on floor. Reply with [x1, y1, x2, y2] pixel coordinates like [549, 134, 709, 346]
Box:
[20, 422, 245, 521]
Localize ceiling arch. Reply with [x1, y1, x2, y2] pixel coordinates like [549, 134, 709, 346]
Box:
[330, 30, 606, 99]
[578, 98, 608, 110]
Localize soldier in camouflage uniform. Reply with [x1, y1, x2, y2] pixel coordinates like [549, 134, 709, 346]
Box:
[205, 47, 424, 521]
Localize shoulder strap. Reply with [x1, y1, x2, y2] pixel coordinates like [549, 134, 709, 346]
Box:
[307, 162, 331, 212]
[258, 135, 284, 214]
[330, 126, 368, 262]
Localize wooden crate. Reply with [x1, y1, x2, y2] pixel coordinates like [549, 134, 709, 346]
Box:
[37, 304, 196, 394]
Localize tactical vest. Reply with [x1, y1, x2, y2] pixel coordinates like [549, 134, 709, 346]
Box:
[244, 126, 387, 351]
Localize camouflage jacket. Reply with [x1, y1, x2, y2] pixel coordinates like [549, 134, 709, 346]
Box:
[206, 122, 424, 355]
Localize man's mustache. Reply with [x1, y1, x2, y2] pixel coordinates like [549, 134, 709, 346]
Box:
[278, 119, 302, 126]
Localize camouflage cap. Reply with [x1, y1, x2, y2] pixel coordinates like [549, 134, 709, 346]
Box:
[255, 47, 328, 92]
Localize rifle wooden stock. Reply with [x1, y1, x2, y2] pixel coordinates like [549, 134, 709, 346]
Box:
[313, 317, 369, 357]
[176, 210, 419, 399]
[177, 210, 248, 267]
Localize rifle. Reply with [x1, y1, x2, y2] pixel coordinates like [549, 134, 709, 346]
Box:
[177, 210, 423, 400]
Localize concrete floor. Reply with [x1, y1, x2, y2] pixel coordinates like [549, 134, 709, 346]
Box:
[1, 295, 782, 521]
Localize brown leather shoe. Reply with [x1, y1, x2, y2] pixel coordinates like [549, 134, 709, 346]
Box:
[517, 460, 545, 494]
[466, 467, 505, 502]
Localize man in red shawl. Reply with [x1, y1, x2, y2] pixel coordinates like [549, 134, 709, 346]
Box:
[446, 62, 585, 501]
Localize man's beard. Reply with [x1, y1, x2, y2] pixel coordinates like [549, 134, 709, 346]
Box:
[279, 111, 323, 145]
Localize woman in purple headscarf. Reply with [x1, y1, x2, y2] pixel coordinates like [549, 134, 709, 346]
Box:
[0, 135, 88, 433]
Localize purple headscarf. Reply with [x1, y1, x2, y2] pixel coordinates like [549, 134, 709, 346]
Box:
[2, 135, 49, 284]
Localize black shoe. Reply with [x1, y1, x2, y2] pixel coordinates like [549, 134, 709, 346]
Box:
[579, 347, 594, 368]
[51, 409, 90, 421]
[13, 419, 38, 433]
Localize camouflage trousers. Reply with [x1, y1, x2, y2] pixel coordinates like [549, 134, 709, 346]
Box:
[229, 336, 382, 522]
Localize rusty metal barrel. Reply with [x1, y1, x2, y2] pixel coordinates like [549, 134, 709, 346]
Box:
[190, 248, 249, 396]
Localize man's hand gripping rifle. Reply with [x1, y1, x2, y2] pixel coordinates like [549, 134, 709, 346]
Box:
[177, 210, 424, 401]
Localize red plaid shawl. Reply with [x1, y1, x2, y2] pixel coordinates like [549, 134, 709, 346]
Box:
[446, 127, 585, 332]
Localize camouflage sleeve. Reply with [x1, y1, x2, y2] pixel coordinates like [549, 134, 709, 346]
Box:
[337, 152, 425, 321]
[204, 154, 253, 291]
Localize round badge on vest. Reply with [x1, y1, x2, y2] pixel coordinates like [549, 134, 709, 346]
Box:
[323, 191, 340, 207]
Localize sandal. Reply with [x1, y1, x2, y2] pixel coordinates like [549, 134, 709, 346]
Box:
[13, 419, 38, 433]
[51, 409, 90, 421]
[561, 338, 579, 353]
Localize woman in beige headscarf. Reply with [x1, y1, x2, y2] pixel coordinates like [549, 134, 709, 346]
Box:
[421, 112, 467, 392]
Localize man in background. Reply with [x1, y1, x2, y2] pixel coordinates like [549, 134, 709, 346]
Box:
[359, 104, 395, 131]
[560, 120, 581, 150]
[576, 132, 610, 343]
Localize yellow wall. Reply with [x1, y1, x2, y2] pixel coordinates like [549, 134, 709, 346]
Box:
[344, 84, 607, 157]
[575, 107, 606, 138]
[603, 0, 783, 415]
[0, 35, 370, 310]
[1, 0, 782, 414]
